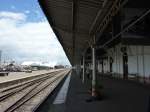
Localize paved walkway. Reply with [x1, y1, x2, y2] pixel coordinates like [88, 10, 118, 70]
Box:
[53, 71, 150, 112]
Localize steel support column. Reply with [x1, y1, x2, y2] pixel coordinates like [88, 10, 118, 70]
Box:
[92, 45, 96, 97]
[122, 49, 128, 79]
[82, 55, 85, 83]
[142, 46, 145, 83]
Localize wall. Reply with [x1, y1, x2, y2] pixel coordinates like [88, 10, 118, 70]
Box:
[107, 43, 123, 76]
[127, 45, 150, 78]
[97, 44, 150, 81]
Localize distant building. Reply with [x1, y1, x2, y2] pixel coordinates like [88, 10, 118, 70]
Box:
[30, 65, 50, 70]
[54, 65, 64, 69]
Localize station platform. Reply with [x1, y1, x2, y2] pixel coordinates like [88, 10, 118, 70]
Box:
[0, 69, 64, 89]
[0, 69, 62, 84]
[51, 71, 150, 112]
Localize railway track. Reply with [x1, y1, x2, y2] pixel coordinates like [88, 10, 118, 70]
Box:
[0, 70, 63, 99]
[0, 69, 70, 112]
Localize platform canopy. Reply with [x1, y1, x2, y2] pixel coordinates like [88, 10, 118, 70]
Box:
[39, 0, 115, 65]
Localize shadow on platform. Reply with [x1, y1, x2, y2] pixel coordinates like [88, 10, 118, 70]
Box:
[40, 71, 150, 112]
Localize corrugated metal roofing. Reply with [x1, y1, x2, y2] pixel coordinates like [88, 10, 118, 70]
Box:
[39, 0, 114, 65]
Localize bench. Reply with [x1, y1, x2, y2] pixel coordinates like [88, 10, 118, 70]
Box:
[128, 73, 138, 80]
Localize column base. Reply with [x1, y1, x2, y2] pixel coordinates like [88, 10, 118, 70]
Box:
[86, 95, 102, 102]
[86, 89, 103, 102]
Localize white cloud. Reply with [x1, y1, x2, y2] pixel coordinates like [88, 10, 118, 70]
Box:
[25, 10, 30, 14]
[0, 11, 70, 65]
[0, 11, 26, 21]
[21, 61, 57, 67]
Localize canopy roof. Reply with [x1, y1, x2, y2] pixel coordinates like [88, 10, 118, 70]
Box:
[39, 0, 117, 65]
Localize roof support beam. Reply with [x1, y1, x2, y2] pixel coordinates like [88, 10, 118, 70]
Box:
[52, 25, 89, 35]
[121, 0, 129, 7]
[90, 0, 121, 37]
[89, 0, 108, 35]
[95, 0, 121, 35]
[99, 8, 150, 48]
[72, 0, 77, 65]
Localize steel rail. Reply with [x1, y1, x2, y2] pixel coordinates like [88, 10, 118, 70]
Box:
[0, 70, 63, 101]
[4, 70, 68, 112]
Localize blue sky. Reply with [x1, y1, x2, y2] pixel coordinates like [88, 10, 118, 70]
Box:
[0, 0, 70, 66]
[0, 0, 44, 22]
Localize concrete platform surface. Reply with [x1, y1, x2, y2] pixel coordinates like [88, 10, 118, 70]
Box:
[0, 69, 62, 84]
[52, 71, 150, 112]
